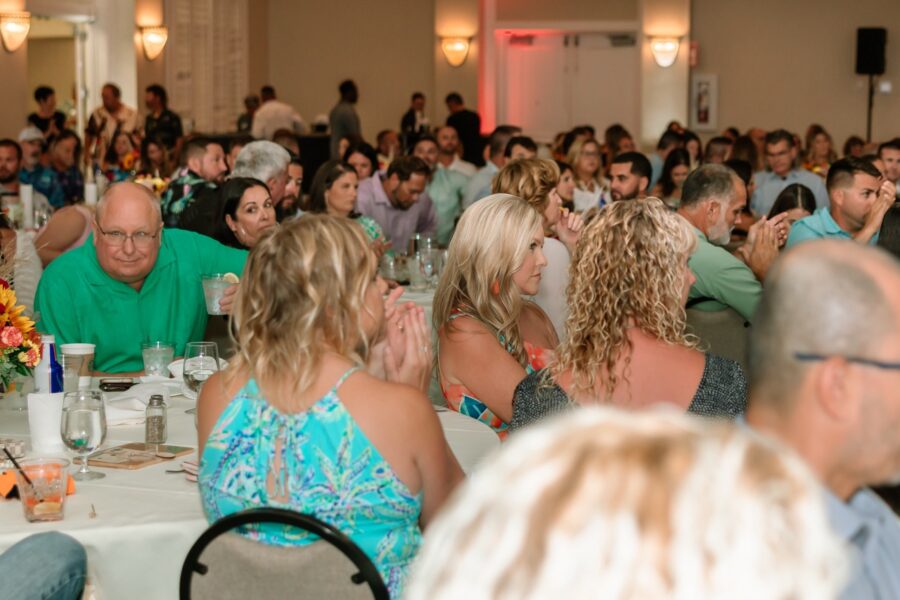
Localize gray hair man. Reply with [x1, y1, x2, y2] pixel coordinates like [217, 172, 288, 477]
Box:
[746, 240, 900, 598]
[231, 140, 292, 205]
[676, 164, 785, 322]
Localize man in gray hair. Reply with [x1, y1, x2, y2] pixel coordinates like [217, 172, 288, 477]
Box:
[230, 140, 292, 206]
[677, 164, 785, 322]
[746, 240, 900, 598]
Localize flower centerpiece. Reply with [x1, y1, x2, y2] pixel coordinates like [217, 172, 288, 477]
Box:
[0, 279, 41, 387]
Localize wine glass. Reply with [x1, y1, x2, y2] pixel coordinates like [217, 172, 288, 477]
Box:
[183, 342, 219, 414]
[60, 390, 107, 481]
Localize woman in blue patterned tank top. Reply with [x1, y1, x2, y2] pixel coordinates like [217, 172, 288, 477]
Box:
[197, 215, 463, 598]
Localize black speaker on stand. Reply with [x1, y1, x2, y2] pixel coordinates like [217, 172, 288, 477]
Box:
[856, 28, 887, 142]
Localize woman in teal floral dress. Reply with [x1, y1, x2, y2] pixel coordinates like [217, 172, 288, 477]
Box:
[197, 215, 462, 597]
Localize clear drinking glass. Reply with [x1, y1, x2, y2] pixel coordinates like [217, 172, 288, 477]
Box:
[184, 342, 219, 414]
[201, 274, 231, 315]
[60, 390, 107, 481]
[14, 458, 70, 522]
[142, 341, 175, 377]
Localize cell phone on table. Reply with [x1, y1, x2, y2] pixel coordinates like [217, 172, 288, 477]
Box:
[99, 378, 136, 392]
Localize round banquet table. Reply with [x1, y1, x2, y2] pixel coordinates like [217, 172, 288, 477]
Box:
[0, 385, 498, 600]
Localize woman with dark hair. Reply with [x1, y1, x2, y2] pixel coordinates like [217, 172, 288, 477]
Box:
[731, 135, 761, 173]
[308, 160, 386, 249]
[767, 183, 816, 227]
[843, 135, 865, 158]
[101, 131, 139, 182]
[215, 177, 276, 249]
[682, 130, 702, 170]
[554, 160, 576, 212]
[342, 142, 379, 180]
[138, 136, 171, 178]
[602, 124, 635, 172]
[651, 148, 691, 208]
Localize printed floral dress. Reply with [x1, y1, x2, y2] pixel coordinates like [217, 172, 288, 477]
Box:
[440, 314, 550, 440]
[199, 368, 422, 598]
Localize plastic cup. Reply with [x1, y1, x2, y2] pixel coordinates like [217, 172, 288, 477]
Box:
[202, 274, 231, 315]
[27, 392, 66, 454]
[142, 341, 175, 377]
[14, 458, 70, 522]
[59, 344, 95, 390]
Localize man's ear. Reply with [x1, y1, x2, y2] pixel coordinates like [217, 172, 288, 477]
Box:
[813, 357, 861, 424]
[640, 176, 649, 193]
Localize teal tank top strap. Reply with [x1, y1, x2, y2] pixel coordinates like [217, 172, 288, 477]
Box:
[334, 365, 362, 389]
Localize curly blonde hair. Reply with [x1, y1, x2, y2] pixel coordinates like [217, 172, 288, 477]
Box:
[492, 158, 559, 216]
[553, 197, 697, 400]
[433, 194, 544, 367]
[229, 214, 377, 407]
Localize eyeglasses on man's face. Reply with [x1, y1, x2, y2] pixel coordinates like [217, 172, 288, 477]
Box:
[95, 222, 161, 248]
[794, 352, 900, 372]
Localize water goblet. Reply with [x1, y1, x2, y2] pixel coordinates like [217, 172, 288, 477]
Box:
[60, 390, 107, 481]
[184, 342, 219, 414]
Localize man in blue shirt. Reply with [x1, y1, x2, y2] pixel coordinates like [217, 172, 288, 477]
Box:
[751, 129, 828, 216]
[746, 240, 900, 600]
[786, 157, 895, 248]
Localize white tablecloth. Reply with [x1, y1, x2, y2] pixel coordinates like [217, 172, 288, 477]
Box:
[0, 390, 498, 599]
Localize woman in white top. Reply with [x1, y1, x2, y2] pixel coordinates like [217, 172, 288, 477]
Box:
[492, 158, 583, 340]
[565, 139, 611, 212]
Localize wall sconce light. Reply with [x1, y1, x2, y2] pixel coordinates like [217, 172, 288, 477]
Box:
[441, 37, 471, 68]
[650, 37, 680, 68]
[140, 26, 168, 61]
[0, 12, 31, 53]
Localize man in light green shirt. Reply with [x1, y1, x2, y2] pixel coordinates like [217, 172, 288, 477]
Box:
[412, 135, 468, 246]
[35, 182, 247, 373]
[677, 164, 782, 323]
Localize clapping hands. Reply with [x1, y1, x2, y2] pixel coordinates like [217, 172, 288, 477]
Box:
[368, 286, 433, 392]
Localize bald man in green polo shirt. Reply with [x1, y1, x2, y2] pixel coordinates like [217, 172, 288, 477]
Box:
[35, 182, 248, 373]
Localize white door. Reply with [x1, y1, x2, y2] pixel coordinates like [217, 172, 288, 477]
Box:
[497, 31, 640, 144]
[498, 33, 569, 143]
[570, 33, 640, 144]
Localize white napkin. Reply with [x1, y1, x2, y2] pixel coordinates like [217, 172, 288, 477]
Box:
[104, 383, 173, 426]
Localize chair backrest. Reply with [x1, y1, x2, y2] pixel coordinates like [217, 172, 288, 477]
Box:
[685, 307, 750, 370]
[180, 508, 389, 600]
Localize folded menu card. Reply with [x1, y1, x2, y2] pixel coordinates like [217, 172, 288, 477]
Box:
[87, 443, 193, 470]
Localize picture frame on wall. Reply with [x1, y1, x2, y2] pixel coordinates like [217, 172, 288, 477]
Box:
[690, 74, 718, 132]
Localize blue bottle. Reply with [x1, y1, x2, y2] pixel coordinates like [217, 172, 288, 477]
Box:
[34, 335, 64, 393]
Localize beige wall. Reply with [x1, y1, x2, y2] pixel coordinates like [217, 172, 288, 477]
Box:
[640, 0, 690, 148]
[27, 37, 75, 115]
[266, 0, 435, 143]
[247, 0, 269, 94]
[0, 0, 28, 139]
[496, 0, 637, 23]
[434, 0, 478, 124]
[135, 0, 166, 118]
[692, 0, 900, 145]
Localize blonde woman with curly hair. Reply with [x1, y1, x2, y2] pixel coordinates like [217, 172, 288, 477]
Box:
[406, 408, 848, 600]
[198, 215, 463, 598]
[492, 158, 584, 339]
[565, 138, 611, 212]
[434, 194, 559, 439]
[511, 198, 747, 431]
